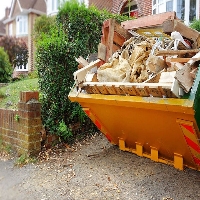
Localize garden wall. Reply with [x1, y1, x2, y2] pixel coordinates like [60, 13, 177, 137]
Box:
[0, 91, 42, 155]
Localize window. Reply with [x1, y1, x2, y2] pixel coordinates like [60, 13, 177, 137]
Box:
[16, 63, 28, 71]
[166, 0, 173, 11]
[190, 0, 196, 21]
[16, 56, 28, 71]
[16, 15, 28, 35]
[152, 0, 199, 25]
[122, 0, 138, 17]
[177, 0, 185, 20]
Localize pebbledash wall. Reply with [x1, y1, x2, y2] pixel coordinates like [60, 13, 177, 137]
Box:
[0, 91, 42, 155]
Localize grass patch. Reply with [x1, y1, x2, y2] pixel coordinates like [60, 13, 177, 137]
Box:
[0, 78, 39, 109]
[15, 154, 37, 167]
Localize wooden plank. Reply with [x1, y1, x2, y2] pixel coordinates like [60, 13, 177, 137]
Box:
[187, 51, 200, 66]
[107, 19, 115, 60]
[120, 85, 138, 96]
[175, 63, 194, 93]
[166, 57, 190, 63]
[155, 49, 199, 56]
[105, 85, 117, 95]
[146, 87, 163, 97]
[135, 86, 149, 97]
[121, 12, 176, 30]
[73, 59, 101, 86]
[114, 22, 132, 40]
[75, 56, 88, 69]
[98, 43, 107, 61]
[114, 86, 125, 95]
[113, 31, 126, 46]
[83, 81, 172, 87]
[112, 43, 120, 53]
[96, 85, 109, 94]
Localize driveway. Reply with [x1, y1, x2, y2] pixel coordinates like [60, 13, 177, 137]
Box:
[1, 133, 200, 200]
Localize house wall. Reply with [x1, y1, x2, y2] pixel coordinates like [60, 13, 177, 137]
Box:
[0, 91, 42, 155]
[5, 12, 37, 77]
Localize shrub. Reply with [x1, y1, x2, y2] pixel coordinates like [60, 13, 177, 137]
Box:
[33, 15, 57, 43]
[0, 36, 28, 70]
[190, 19, 200, 32]
[35, 0, 130, 140]
[0, 47, 12, 83]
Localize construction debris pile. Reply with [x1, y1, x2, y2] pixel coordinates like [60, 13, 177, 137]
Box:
[74, 12, 200, 98]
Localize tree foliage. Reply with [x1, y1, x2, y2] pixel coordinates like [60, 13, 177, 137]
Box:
[35, 0, 130, 141]
[0, 47, 12, 83]
[0, 36, 28, 70]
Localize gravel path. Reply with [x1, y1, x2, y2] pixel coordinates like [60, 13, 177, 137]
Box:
[1, 133, 200, 200]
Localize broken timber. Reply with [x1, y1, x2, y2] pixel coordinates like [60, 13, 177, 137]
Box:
[99, 18, 132, 62]
[162, 19, 200, 48]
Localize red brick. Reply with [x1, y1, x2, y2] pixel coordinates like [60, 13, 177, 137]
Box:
[20, 91, 39, 103]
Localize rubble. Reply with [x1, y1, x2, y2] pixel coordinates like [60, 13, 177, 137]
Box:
[74, 12, 200, 98]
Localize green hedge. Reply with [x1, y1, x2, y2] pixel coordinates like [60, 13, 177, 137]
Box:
[0, 47, 12, 83]
[35, 0, 130, 141]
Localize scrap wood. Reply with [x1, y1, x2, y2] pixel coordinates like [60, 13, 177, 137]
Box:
[99, 38, 107, 52]
[75, 56, 89, 69]
[74, 59, 101, 86]
[121, 11, 176, 30]
[187, 51, 200, 66]
[163, 19, 200, 48]
[155, 49, 199, 56]
[175, 63, 194, 93]
[166, 57, 191, 63]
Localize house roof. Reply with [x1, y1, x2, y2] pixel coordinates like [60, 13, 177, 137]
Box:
[4, 0, 46, 24]
[89, 0, 112, 12]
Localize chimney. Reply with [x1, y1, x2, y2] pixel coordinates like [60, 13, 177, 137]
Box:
[5, 7, 10, 18]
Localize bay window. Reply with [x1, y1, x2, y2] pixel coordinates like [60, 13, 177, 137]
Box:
[152, 0, 199, 25]
[16, 15, 28, 35]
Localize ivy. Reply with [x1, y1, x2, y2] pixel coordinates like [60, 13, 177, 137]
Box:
[35, 0, 130, 141]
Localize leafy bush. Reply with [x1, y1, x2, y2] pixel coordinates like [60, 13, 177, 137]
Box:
[33, 15, 57, 43]
[35, 0, 130, 140]
[0, 36, 28, 70]
[0, 47, 12, 83]
[190, 19, 200, 32]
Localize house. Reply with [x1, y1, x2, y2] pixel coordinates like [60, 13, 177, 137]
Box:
[47, 0, 89, 16]
[3, 0, 46, 77]
[89, 0, 200, 25]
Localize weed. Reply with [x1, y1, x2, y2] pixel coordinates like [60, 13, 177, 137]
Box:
[14, 114, 20, 122]
[57, 120, 72, 141]
[15, 154, 37, 167]
[5, 144, 12, 154]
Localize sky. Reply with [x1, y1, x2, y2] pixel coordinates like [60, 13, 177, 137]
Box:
[0, 0, 12, 20]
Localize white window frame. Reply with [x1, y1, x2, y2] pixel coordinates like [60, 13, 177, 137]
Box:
[16, 62, 28, 72]
[152, 0, 199, 25]
[16, 15, 28, 36]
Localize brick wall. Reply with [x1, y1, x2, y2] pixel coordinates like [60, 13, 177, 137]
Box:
[137, 0, 152, 16]
[0, 91, 42, 155]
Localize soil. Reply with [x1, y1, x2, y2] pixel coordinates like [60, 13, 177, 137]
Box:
[1, 132, 200, 200]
